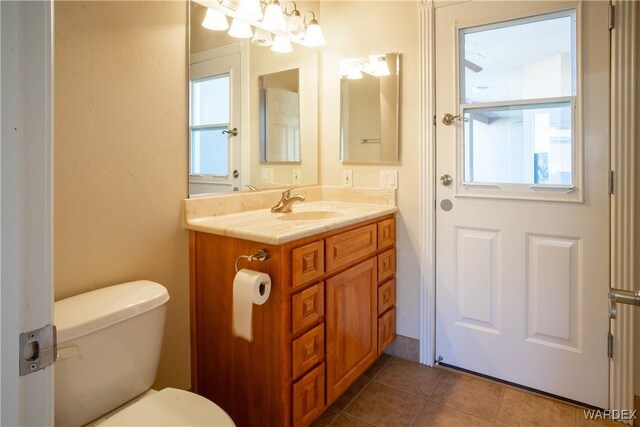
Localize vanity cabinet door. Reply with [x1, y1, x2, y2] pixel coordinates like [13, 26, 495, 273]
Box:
[325, 258, 377, 404]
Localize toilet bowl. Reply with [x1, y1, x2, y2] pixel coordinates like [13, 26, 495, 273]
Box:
[54, 280, 234, 427]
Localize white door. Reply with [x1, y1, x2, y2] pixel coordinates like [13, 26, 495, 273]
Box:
[434, 1, 610, 407]
[189, 52, 242, 195]
[1, 1, 55, 425]
[265, 88, 300, 162]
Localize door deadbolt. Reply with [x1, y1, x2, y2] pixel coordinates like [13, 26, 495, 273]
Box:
[440, 174, 453, 186]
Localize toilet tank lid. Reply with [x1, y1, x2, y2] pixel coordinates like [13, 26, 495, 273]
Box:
[55, 280, 170, 344]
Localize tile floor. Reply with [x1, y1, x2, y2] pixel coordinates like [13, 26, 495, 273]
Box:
[312, 355, 624, 427]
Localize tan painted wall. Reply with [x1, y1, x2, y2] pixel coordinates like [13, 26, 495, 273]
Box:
[319, 1, 421, 338]
[635, 2, 640, 398]
[54, 1, 190, 390]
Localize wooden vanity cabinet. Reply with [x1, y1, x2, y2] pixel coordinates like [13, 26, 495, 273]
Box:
[190, 214, 396, 427]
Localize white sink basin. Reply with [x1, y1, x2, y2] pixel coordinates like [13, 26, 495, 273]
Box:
[276, 211, 344, 221]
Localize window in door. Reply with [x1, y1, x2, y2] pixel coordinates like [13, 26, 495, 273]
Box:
[459, 10, 577, 191]
[190, 74, 231, 178]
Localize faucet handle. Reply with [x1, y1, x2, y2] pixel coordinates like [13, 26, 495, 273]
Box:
[282, 187, 297, 197]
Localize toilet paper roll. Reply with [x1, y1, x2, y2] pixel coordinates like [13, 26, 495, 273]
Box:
[232, 269, 271, 342]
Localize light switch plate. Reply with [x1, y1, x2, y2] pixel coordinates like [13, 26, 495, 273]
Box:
[261, 168, 273, 184]
[380, 170, 398, 189]
[343, 169, 353, 187]
[292, 168, 301, 185]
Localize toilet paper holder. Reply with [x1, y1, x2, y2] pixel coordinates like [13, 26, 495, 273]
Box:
[235, 249, 269, 272]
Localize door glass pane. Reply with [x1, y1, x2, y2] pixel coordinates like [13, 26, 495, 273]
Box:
[191, 74, 230, 126]
[190, 127, 229, 176]
[461, 12, 575, 104]
[463, 102, 572, 185]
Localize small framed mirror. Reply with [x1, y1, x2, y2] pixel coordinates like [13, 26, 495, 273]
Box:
[340, 52, 400, 163]
[259, 69, 301, 163]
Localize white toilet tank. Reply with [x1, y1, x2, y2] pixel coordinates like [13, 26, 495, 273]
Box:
[54, 280, 170, 427]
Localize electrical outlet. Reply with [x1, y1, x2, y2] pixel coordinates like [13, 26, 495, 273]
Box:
[343, 169, 353, 187]
[292, 168, 301, 185]
[261, 168, 273, 184]
[380, 170, 398, 189]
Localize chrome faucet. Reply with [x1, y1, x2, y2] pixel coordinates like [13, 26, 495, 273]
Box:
[271, 188, 305, 213]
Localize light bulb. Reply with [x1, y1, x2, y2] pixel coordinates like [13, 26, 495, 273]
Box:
[305, 20, 324, 47]
[236, 0, 263, 21]
[271, 34, 293, 53]
[262, 1, 286, 32]
[286, 11, 305, 39]
[372, 56, 390, 76]
[347, 67, 363, 80]
[202, 8, 229, 31]
[252, 27, 273, 46]
[228, 18, 253, 39]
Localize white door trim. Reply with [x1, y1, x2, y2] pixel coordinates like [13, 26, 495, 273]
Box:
[609, 0, 637, 414]
[419, 0, 638, 408]
[418, 0, 436, 366]
[1, 1, 54, 425]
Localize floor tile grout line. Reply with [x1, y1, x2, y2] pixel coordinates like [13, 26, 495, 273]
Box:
[328, 356, 394, 427]
[408, 396, 429, 427]
[328, 377, 373, 426]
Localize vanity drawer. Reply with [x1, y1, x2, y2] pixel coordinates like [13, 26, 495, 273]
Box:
[378, 218, 396, 250]
[292, 283, 324, 336]
[378, 279, 396, 315]
[292, 324, 324, 379]
[293, 363, 326, 427]
[292, 241, 325, 290]
[378, 307, 396, 355]
[378, 248, 396, 283]
[325, 224, 377, 272]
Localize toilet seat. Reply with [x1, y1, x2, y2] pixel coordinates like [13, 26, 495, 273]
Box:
[96, 388, 235, 426]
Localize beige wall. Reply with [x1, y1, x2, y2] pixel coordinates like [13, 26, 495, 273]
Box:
[635, 2, 640, 398]
[319, 1, 421, 339]
[54, 1, 190, 390]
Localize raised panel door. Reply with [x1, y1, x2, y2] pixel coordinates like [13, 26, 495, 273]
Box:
[325, 258, 377, 404]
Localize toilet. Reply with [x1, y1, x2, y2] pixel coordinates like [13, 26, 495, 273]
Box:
[54, 280, 234, 427]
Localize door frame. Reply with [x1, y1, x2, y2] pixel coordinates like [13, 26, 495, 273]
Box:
[418, 0, 638, 411]
[1, 0, 55, 425]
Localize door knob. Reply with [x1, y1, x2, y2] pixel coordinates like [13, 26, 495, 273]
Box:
[442, 113, 463, 126]
[442, 113, 469, 126]
[440, 174, 453, 186]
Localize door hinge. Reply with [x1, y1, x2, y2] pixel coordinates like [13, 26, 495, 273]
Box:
[433, 115, 437, 126]
[608, 332, 614, 358]
[19, 324, 57, 376]
[609, 4, 615, 30]
[608, 170, 615, 194]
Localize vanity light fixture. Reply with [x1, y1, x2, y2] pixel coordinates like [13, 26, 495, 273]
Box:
[284, 2, 305, 39]
[341, 55, 393, 80]
[303, 11, 325, 47]
[368, 55, 390, 76]
[228, 18, 253, 38]
[271, 34, 293, 53]
[346, 67, 363, 80]
[252, 27, 273, 46]
[202, 7, 229, 31]
[197, 0, 324, 51]
[262, 0, 286, 32]
[236, 0, 263, 21]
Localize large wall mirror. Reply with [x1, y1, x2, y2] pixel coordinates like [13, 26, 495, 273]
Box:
[189, 0, 319, 196]
[340, 52, 400, 163]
